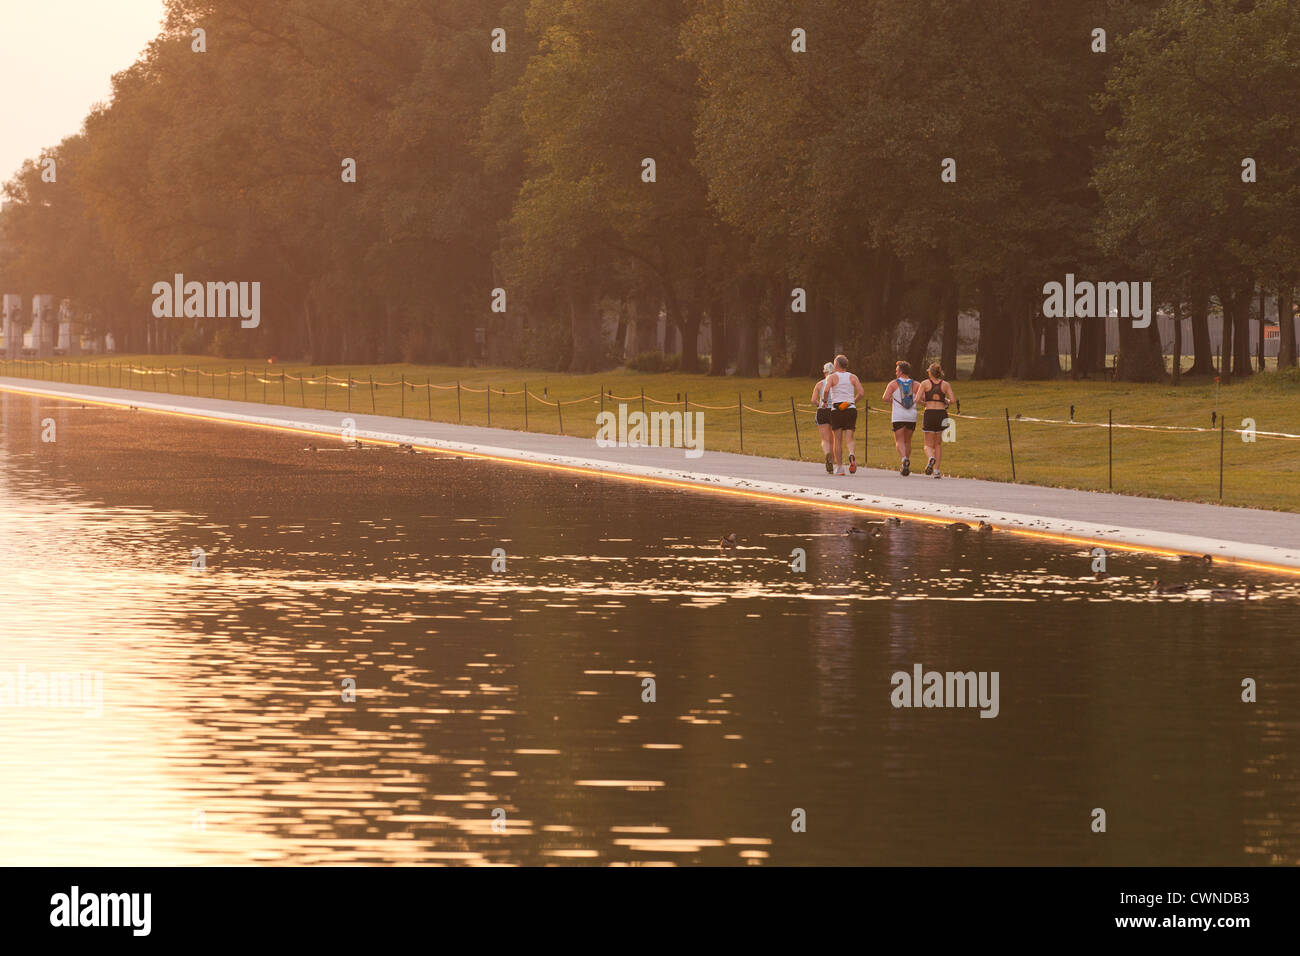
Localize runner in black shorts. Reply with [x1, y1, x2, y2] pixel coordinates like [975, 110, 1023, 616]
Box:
[919, 362, 955, 478]
[811, 363, 837, 473]
[883, 361, 919, 474]
[824, 354, 864, 476]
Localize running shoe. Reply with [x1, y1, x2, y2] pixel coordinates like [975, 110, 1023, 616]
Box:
[825, 453, 834, 474]
[901, 458, 910, 476]
[835, 467, 847, 476]
[933, 471, 942, 479]
[848, 454, 857, 474]
[925, 457, 935, 475]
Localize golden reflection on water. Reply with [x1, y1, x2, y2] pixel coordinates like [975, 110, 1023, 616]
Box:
[0, 395, 1296, 865]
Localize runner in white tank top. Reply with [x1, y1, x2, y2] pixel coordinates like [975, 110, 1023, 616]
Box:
[882, 360, 919, 476]
[890, 382, 918, 424]
[826, 356, 863, 476]
[826, 371, 856, 408]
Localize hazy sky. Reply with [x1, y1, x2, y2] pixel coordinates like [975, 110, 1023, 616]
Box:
[0, 1, 166, 184]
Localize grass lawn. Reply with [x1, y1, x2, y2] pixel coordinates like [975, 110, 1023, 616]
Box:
[7, 354, 1300, 513]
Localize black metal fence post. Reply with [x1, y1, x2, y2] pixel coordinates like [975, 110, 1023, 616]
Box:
[1219, 416, 1226, 499]
[738, 393, 743, 452]
[790, 396, 801, 458]
[1004, 408, 1017, 481]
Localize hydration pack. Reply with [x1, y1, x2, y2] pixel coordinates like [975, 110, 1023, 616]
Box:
[898, 377, 915, 410]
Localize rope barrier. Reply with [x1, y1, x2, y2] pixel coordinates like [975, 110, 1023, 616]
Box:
[8, 359, 1300, 441]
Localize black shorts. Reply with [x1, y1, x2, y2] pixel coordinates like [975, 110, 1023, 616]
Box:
[891, 420, 915, 433]
[815, 407, 832, 426]
[923, 408, 948, 433]
[830, 406, 857, 431]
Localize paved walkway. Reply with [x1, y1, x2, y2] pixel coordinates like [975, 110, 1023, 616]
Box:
[4, 376, 1299, 573]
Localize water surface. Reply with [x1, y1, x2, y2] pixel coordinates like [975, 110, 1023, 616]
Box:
[0, 393, 1295, 865]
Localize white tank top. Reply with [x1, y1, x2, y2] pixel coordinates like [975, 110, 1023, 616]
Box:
[891, 377, 918, 422]
[827, 371, 855, 407]
[818, 374, 833, 408]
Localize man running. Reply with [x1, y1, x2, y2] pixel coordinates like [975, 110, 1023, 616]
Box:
[919, 362, 955, 478]
[825, 354, 863, 476]
[882, 360, 918, 475]
[811, 361, 838, 474]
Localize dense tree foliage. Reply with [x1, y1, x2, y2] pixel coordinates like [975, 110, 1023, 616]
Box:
[2, 0, 1297, 380]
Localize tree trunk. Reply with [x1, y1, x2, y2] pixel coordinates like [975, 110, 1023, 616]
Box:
[768, 276, 789, 376]
[568, 291, 604, 373]
[940, 279, 958, 380]
[973, 280, 1012, 379]
[1279, 284, 1296, 368]
[663, 282, 699, 371]
[1233, 288, 1253, 378]
[626, 297, 659, 359]
[1076, 314, 1107, 377]
[1115, 314, 1164, 381]
[861, 247, 899, 345]
[1257, 287, 1267, 372]
[613, 301, 629, 362]
[1188, 291, 1213, 375]
[1041, 317, 1061, 377]
[736, 277, 761, 377]
[708, 294, 727, 376]
[1007, 291, 1041, 379]
[303, 297, 318, 365]
[1220, 296, 1234, 383]
[1171, 300, 1182, 385]
[678, 309, 702, 372]
[904, 281, 942, 373]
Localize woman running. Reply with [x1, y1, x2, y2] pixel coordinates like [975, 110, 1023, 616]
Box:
[882, 360, 919, 475]
[811, 362, 838, 474]
[919, 362, 955, 478]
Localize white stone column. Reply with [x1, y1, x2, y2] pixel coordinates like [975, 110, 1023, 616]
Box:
[2, 294, 21, 359]
[32, 294, 56, 356]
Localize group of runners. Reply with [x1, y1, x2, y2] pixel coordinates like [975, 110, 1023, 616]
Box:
[811, 355, 956, 478]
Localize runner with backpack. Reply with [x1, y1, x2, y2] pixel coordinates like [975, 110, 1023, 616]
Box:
[882, 361, 919, 476]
